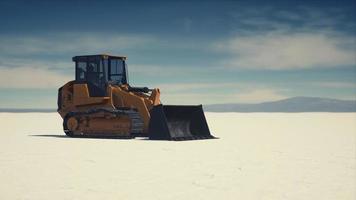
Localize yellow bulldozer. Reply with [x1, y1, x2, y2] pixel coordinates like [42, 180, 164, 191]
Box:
[57, 54, 214, 140]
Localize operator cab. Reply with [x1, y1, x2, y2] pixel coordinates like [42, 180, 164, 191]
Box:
[73, 54, 128, 97]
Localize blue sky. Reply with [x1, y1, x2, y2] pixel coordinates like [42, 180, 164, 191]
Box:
[0, 0, 355, 108]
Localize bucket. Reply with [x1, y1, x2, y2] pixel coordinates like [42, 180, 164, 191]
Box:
[148, 104, 215, 140]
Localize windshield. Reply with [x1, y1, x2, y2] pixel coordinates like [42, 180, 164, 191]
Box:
[76, 59, 105, 85]
[75, 57, 127, 86]
[108, 59, 127, 84]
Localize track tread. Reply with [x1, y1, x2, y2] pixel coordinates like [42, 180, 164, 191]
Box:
[63, 108, 144, 138]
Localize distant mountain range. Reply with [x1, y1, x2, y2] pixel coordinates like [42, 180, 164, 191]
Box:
[203, 97, 356, 112]
[1, 97, 355, 113]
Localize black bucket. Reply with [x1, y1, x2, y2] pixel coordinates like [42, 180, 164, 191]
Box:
[148, 104, 215, 140]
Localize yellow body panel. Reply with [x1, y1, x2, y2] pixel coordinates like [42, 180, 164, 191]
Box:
[58, 81, 161, 135]
[73, 84, 110, 106]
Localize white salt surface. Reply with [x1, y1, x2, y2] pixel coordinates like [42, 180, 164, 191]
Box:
[0, 112, 355, 200]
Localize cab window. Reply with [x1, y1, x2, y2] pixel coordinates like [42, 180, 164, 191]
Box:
[76, 62, 87, 80]
[109, 59, 126, 84]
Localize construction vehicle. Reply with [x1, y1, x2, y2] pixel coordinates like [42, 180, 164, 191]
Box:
[57, 54, 214, 140]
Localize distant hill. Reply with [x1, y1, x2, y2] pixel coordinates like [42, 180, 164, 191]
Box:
[204, 97, 356, 112]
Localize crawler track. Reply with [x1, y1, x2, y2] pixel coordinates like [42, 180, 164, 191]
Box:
[63, 108, 144, 138]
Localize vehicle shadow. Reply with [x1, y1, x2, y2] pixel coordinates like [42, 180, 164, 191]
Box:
[29, 134, 217, 141]
[29, 134, 69, 138]
[29, 134, 136, 140]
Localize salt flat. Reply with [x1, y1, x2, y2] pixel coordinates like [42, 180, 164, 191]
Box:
[0, 112, 355, 200]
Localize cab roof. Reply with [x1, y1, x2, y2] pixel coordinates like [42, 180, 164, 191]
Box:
[72, 54, 127, 62]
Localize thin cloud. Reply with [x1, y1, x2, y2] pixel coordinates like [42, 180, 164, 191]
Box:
[0, 66, 71, 89]
[0, 33, 155, 56]
[0, 58, 71, 70]
[0, 33, 156, 88]
[0, 57, 73, 89]
[157, 82, 288, 104]
[221, 7, 356, 70]
[232, 89, 287, 103]
[129, 64, 189, 76]
[161, 88, 288, 104]
[215, 31, 356, 70]
[129, 64, 215, 79]
[156, 82, 239, 92]
[230, 6, 355, 34]
[311, 81, 356, 88]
